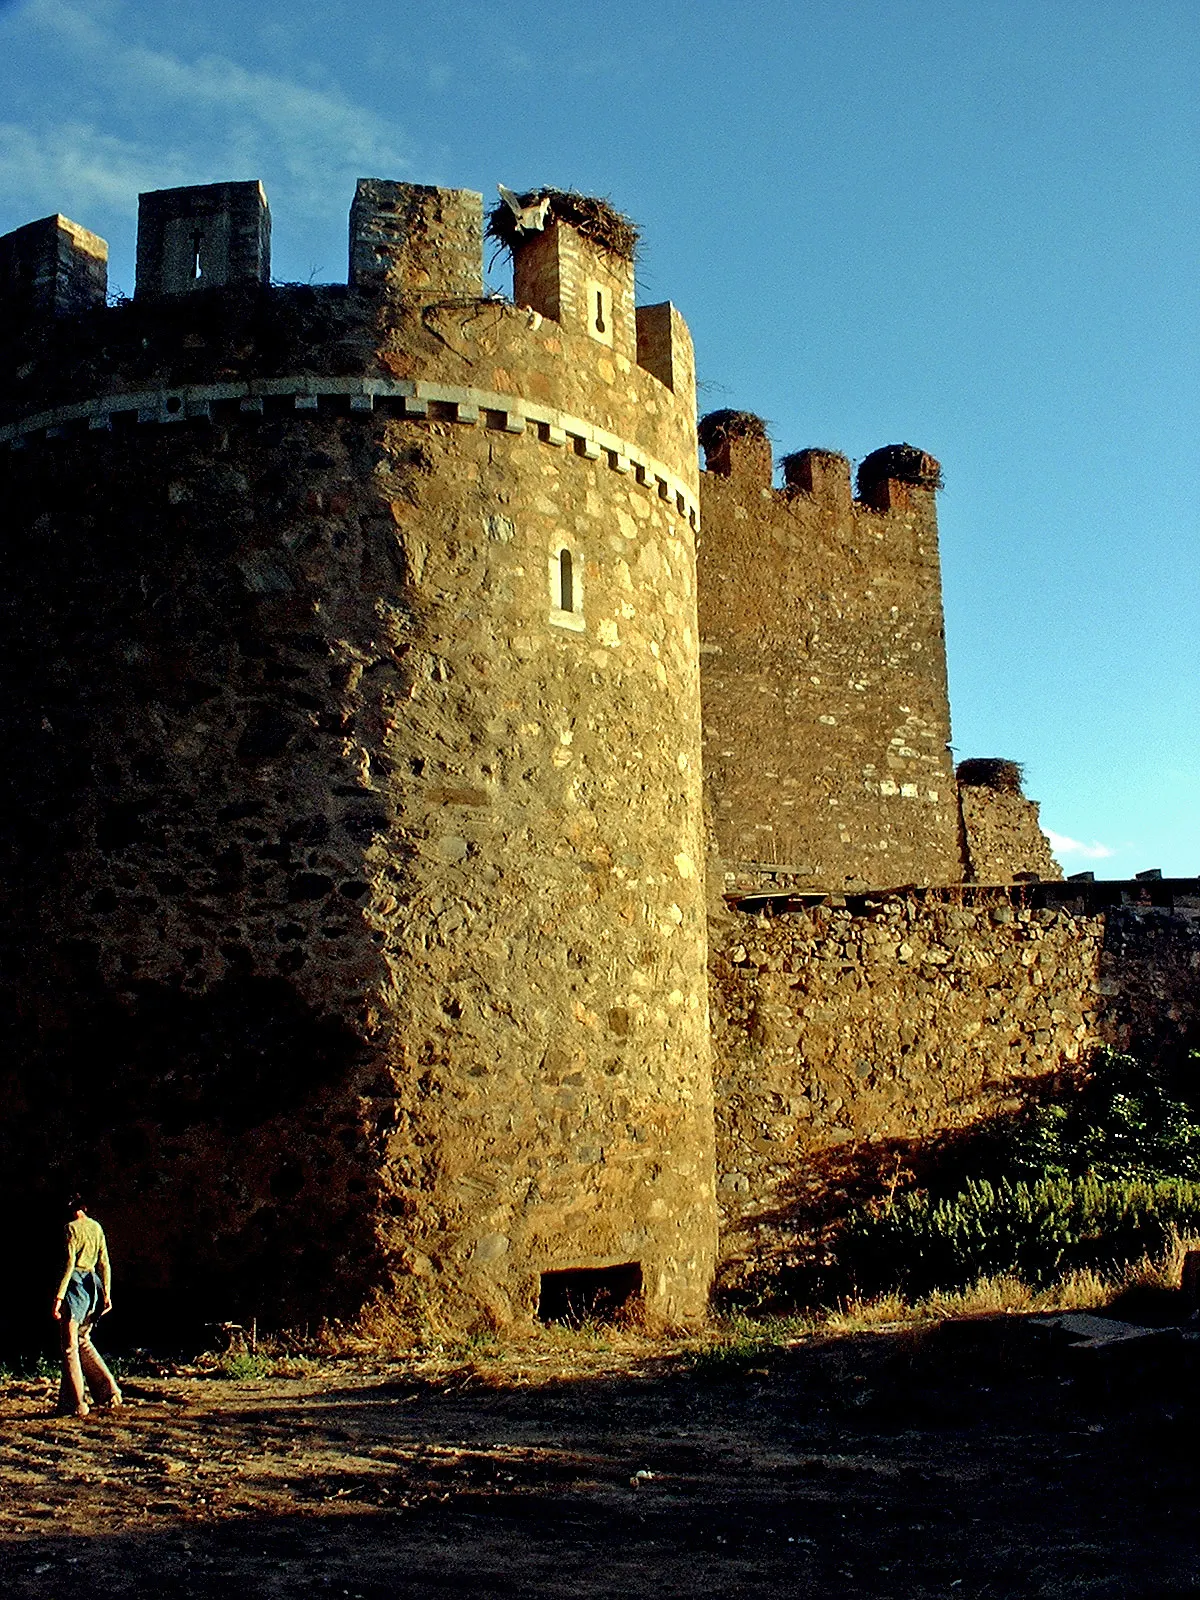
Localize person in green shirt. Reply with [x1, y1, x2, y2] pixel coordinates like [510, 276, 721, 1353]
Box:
[52, 1195, 122, 1417]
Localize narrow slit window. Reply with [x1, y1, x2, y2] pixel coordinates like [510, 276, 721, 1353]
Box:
[191, 228, 204, 280]
[548, 542, 584, 630]
[585, 279, 613, 345]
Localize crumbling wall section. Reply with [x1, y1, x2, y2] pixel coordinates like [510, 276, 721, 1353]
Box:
[960, 785, 1062, 882]
[957, 759, 1061, 883]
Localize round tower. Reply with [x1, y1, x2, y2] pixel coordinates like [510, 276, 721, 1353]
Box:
[0, 181, 714, 1337]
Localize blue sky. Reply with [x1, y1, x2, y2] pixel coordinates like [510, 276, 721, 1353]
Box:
[1, 0, 1196, 877]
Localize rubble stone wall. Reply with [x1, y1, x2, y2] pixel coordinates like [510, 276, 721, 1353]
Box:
[960, 785, 1062, 883]
[697, 447, 961, 891]
[710, 893, 1200, 1284]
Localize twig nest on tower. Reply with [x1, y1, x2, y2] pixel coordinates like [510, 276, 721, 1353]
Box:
[780, 446, 850, 475]
[956, 758, 1025, 794]
[696, 410, 770, 454]
[486, 189, 640, 262]
[856, 444, 944, 497]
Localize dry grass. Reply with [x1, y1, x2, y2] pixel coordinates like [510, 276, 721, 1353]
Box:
[169, 1240, 1198, 1391]
[822, 1242, 1194, 1334]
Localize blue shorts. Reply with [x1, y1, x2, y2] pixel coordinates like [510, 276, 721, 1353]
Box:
[62, 1270, 101, 1326]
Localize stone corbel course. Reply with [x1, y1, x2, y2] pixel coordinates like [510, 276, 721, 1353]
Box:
[0, 376, 700, 533]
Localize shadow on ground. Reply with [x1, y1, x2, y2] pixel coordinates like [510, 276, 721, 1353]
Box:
[2, 1319, 1200, 1599]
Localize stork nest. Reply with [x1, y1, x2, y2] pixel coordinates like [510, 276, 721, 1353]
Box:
[956, 758, 1025, 794]
[780, 447, 850, 473]
[486, 190, 640, 262]
[697, 410, 770, 453]
[856, 444, 943, 496]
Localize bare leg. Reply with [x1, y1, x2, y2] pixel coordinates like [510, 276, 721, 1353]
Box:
[78, 1319, 121, 1405]
[57, 1319, 89, 1416]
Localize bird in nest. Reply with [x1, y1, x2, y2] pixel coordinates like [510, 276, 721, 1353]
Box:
[497, 185, 551, 235]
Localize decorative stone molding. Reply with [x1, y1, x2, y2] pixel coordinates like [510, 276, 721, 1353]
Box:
[0, 376, 700, 532]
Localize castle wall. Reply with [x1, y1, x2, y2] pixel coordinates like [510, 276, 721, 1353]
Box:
[1, 177, 1183, 1341]
[709, 888, 1200, 1292]
[960, 784, 1062, 883]
[697, 444, 961, 892]
[0, 186, 714, 1337]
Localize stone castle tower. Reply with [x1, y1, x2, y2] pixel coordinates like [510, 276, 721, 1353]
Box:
[693, 415, 1059, 896]
[697, 418, 961, 890]
[0, 180, 715, 1335]
[0, 175, 1063, 1340]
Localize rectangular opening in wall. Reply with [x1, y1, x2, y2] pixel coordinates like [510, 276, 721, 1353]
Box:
[537, 1262, 642, 1326]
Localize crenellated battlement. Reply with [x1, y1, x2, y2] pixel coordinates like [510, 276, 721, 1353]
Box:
[0, 178, 693, 410]
[0, 178, 700, 529]
[348, 180, 482, 299]
[696, 408, 960, 891]
[699, 410, 941, 521]
[781, 448, 852, 508]
[135, 181, 270, 300]
[0, 213, 108, 319]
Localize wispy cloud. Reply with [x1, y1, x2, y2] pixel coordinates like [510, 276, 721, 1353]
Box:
[9, 0, 411, 223]
[1045, 830, 1116, 861]
[0, 120, 191, 215]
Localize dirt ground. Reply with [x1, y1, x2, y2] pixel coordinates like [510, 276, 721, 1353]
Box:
[2, 1317, 1199, 1599]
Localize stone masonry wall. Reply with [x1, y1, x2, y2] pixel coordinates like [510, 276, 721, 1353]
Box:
[0, 191, 715, 1341]
[710, 892, 1200, 1289]
[960, 785, 1062, 883]
[698, 446, 961, 890]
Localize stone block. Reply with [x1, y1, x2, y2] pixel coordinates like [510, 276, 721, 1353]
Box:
[349, 180, 482, 298]
[636, 302, 694, 399]
[135, 181, 270, 299]
[0, 214, 107, 321]
[513, 216, 636, 360]
[782, 448, 852, 507]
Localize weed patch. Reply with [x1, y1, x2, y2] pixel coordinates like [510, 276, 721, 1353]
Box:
[841, 1176, 1200, 1299]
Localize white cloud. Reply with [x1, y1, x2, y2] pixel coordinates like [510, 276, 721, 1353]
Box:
[0, 120, 191, 216]
[1044, 830, 1116, 861]
[10, 0, 411, 223]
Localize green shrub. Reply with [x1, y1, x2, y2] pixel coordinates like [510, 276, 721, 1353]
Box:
[998, 1048, 1200, 1183]
[0, 1353, 57, 1382]
[215, 1349, 270, 1380]
[842, 1173, 1200, 1299]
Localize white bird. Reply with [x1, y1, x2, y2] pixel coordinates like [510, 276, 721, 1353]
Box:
[497, 185, 551, 235]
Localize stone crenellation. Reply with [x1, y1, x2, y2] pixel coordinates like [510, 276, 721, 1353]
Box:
[0, 173, 1183, 1342]
[698, 427, 962, 889]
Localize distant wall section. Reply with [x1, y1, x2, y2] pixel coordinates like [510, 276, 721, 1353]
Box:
[709, 882, 1200, 1290]
[957, 759, 1062, 883]
[697, 427, 960, 892]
